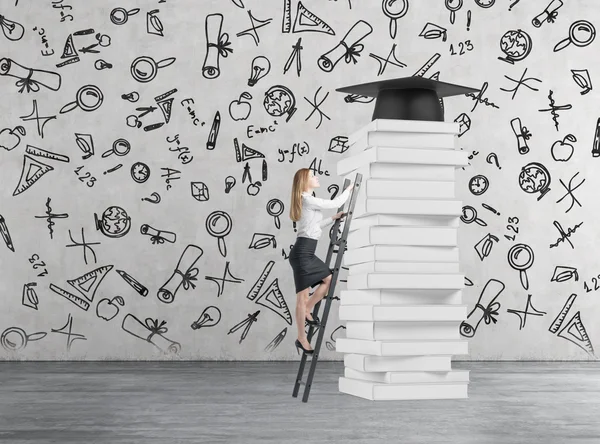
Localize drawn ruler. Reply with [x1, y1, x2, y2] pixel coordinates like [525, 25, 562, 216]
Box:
[26, 145, 70, 163]
[49, 283, 90, 311]
[549, 293, 576, 333]
[413, 53, 440, 77]
[282, 0, 291, 33]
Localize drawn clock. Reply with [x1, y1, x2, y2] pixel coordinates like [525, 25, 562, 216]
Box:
[468, 175, 489, 195]
[131, 162, 150, 183]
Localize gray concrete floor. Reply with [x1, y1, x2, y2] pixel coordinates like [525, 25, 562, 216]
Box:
[0, 361, 599, 444]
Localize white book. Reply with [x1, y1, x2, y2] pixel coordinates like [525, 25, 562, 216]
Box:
[348, 119, 459, 144]
[342, 163, 456, 182]
[335, 337, 469, 356]
[348, 226, 457, 249]
[348, 261, 460, 275]
[344, 367, 470, 384]
[339, 304, 467, 322]
[346, 273, 464, 290]
[347, 214, 459, 232]
[344, 245, 460, 265]
[361, 179, 455, 199]
[345, 320, 462, 341]
[339, 377, 468, 401]
[337, 146, 468, 176]
[340, 289, 463, 306]
[352, 197, 462, 219]
[344, 353, 453, 372]
[351, 132, 457, 150]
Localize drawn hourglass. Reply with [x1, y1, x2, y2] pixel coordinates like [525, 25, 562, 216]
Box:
[130, 55, 176, 83]
[507, 243, 534, 290]
[59, 84, 104, 114]
[206, 210, 232, 258]
[381, 0, 409, 39]
[266, 198, 284, 229]
[445, 0, 463, 24]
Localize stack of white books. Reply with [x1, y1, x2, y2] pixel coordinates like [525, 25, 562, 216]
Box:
[335, 118, 469, 401]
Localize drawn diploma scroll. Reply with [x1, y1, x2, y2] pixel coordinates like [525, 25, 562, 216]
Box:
[0, 58, 62, 93]
[121, 314, 181, 354]
[203, 13, 232, 79]
[157, 244, 203, 303]
[460, 279, 505, 338]
[317, 20, 373, 73]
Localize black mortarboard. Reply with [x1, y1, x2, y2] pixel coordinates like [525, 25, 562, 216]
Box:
[336, 76, 480, 121]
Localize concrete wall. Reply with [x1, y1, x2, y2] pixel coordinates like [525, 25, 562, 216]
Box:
[1, 0, 599, 359]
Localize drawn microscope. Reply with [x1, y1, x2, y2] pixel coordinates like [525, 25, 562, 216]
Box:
[510, 117, 530, 155]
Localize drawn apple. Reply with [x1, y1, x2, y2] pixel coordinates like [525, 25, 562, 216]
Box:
[96, 296, 125, 321]
[0, 126, 25, 151]
[229, 92, 252, 121]
[551, 134, 576, 162]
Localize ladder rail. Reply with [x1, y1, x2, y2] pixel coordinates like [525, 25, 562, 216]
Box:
[292, 173, 362, 402]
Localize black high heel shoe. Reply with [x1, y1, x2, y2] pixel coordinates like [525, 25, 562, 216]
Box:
[305, 314, 320, 326]
[295, 339, 314, 355]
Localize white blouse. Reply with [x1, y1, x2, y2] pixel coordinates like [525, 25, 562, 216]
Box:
[296, 188, 352, 240]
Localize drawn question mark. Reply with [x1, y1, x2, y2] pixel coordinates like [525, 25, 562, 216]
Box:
[141, 192, 161, 203]
[486, 153, 501, 169]
[328, 184, 339, 199]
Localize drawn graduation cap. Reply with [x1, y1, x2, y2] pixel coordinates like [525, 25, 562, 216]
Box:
[336, 76, 480, 121]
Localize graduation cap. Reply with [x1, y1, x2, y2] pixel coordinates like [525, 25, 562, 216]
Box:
[336, 76, 480, 122]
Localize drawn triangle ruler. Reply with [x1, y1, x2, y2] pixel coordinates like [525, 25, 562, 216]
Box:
[292, 1, 335, 35]
[234, 138, 265, 162]
[60, 34, 78, 59]
[13, 154, 54, 196]
[557, 311, 594, 356]
[67, 265, 113, 302]
[254, 278, 292, 325]
[157, 97, 174, 124]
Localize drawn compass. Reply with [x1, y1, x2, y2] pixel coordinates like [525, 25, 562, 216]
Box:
[131, 162, 150, 183]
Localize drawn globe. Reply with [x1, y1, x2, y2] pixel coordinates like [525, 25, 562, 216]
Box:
[518, 164, 548, 194]
[499, 29, 531, 61]
[263, 86, 294, 117]
[95, 205, 131, 238]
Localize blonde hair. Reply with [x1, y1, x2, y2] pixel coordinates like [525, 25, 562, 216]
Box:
[289, 168, 310, 222]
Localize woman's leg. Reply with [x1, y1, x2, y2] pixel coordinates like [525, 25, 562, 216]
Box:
[296, 288, 311, 347]
[305, 274, 332, 316]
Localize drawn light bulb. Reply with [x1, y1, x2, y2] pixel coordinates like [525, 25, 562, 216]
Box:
[225, 176, 236, 193]
[248, 56, 271, 87]
[191, 306, 221, 330]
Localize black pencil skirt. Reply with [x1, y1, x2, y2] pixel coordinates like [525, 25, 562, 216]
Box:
[288, 236, 333, 294]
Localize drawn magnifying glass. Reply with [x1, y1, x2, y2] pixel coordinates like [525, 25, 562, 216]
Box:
[461, 205, 487, 226]
[382, 0, 409, 39]
[507, 243, 534, 290]
[130, 55, 176, 83]
[445, 0, 463, 24]
[59, 84, 104, 114]
[206, 210, 232, 258]
[553, 20, 596, 52]
[102, 138, 131, 158]
[266, 199, 284, 229]
[109, 7, 140, 25]
[1, 327, 46, 352]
